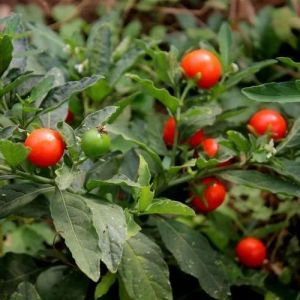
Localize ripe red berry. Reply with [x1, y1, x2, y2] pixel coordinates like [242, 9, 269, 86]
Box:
[191, 177, 226, 213]
[181, 49, 222, 89]
[25, 128, 65, 167]
[163, 117, 176, 146]
[202, 138, 218, 158]
[65, 110, 74, 124]
[248, 109, 287, 141]
[188, 129, 205, 148]
[236, 237, 266, 268]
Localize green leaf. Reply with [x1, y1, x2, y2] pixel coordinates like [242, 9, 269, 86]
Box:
[76, 106, 117, 135]
[127, 74, 180, 113]
[276, 117, 300, 153]
[0, 126, 17, 139]
[118, 233, 172, 300]
[225, 60, 277, 89]
[88, 23, 112, 76]
[9, 282, 41, 300]
[109, 47, 143, 86]
[137, 186, 154, 212]
[56, 121, 80, 162]
[85, 199, 127, 272]
[36, 266, 88, 300]
[242, 80, 300, 102]
[277, 57, 300, 70]
[94, 272, 117, 299]
[40, 75, 102, 114]
[227, 130, 250, 153]
[156, 218, 230, 299]
[0, 140, 29, 168]
[50, 190, 101, 281]
[31, 75, 55, 106]
[269, 157, 300, 183]
[250, 221, 289, 238]
[137, 154, 151, 186]
[220, 170, 300, 197]
[0, 72, 34, 97]
[55, 165, 80, 190]
[218, 22, 232, 72]
[125, 209, 141, 239]
[142, 198, 195, 216]
[0, 35, 13, 77]
[87, 174, 141, 191]
[0, 183, 53, 218]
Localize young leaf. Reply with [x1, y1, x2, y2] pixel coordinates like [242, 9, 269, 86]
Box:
[31, 75, 55, 106]
[156, 218, 230, 299]
[218, 22, 232, 72]
[118, 233, 172, 300]
[88, 23, 112, 76]
[55, 165, 80, 191]
[142, 198, 195, 216]
[277, 57, 300, 70]
[242, 80, 300, 102]
[220, 170, 300, 197]
[109, 47, 143, 86]
[137, 154, 151, 186]
[9, 281, 41, 300]
[137, 186, 154, 212]
[50, 190, 101, 281]
[39, 75, 102, 114]
[127, 74, 180, 113]
[0, 183, 53, 218]
[85, 198, 127, 272]
[227, 130, 250, 153]
[225, 59, 276, 89]
[0, 35, 13, 77]
[0, 140, 29, 168]
[94, 272, 117, 299]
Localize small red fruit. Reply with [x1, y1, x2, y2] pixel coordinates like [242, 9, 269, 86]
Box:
[163, 117, 176, 146]
[188, 129, 205, 148]
[65, 110, 74, 124]
[25, 128, 65, 167]
[202, 138, 218, 158]
[248, 109, 287, 141]
[236, 237, 266, 268]
[181, 49, 222, 89]
[191, 177, 226, 213]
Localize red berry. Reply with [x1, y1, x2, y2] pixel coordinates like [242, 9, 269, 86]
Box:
[181, 49, 222, 89]
[163, 117, 176, 146]
[25, 128, 65, 167]
[188, 129, 205, 148]
[248, 109, 287, 141]
[236, 237, 266, 268]
[202, 138, 218, 158]
[65, 110, 74, 124]
[191, 177, 226, 213]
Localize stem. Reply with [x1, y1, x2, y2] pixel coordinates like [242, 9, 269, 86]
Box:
[0, 224, 3, 256]
[0, 165, 54, 185]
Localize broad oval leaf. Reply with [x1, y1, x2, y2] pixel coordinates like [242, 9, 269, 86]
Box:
[156, 218, 230, 299]
[220, 170, 300, 197]
[0, 35, 13, 77]
[127, 74, 180, 113]
[85, 199, 127, 272]
[242, 80, 300, 102]
[118, 232, 172, 300]
[0, 140, 29, 168]
[218, 22, 232, 72]
[142, 198, 195, 216]
[50, 190, 101, 281]
[9, 281, 41, 300]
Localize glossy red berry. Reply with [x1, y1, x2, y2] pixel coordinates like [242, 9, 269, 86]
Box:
[25, 128, 65, 167]
[181, 49, 222, 89]
[191, 178, 226, 213]
[248, 109, 287, 141]
[163, 117, 176, 146]
[188, 129, 205, 148]
[236, 237, 266, 268]
[202, 138, 218, 158]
